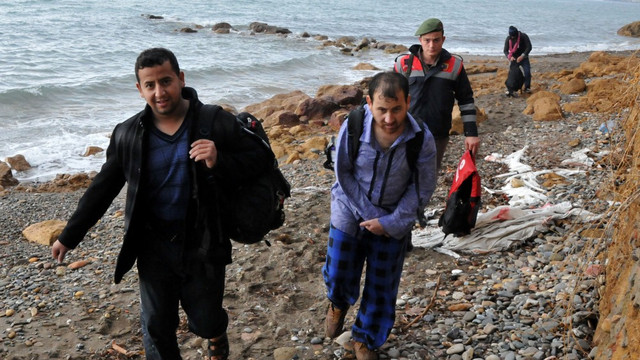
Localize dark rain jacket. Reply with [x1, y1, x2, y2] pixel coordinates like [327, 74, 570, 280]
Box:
[57, 87, 270, 283]
[503, 31, 532, 59]
[395, 46, 478, 139]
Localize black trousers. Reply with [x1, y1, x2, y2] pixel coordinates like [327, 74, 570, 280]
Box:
[136, 225, 228, 360]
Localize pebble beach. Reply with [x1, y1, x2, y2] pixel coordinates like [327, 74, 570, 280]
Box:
[0, 49, 637, 360]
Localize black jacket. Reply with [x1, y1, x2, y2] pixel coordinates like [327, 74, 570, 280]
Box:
[395, 46, 478, 139]
[503, 31, 532, 59]
[58, 87, 271, 283]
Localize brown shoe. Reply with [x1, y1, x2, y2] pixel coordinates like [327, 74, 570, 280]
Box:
[354, 341, 378, 360]
[325, 303, 348, 338]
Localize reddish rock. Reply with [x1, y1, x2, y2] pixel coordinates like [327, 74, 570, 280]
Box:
[528, 97, 564, 121]
[617, 21, 640, 37]
[0, 161, 18, 187]
[316, 85, 363, 106]
[68, 260, 91, 270]
[448, 303, 473, 311]
[451, 106, 487, 135]
[295, 98, 340, 120]
[353, 63, 380, 71]
[22, 220, 67, 246]
[308, 119, 326, 127]
[563, 101, 590, 114]
[263, 110, 300, 128]
[243, 91, 309, 116]
[329, 110, 349, 131]
[299, 137, 327, 154]
[335, 36, 356, 47]
[560, 78, 586, 94]
[5, 154, 31, 171]
[585, 264, 605, 277]
[82, 146, 104, 157]
[30, 173, 93, 192]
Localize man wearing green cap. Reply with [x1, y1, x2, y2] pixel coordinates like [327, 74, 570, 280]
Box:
[394, 18, 480, 172]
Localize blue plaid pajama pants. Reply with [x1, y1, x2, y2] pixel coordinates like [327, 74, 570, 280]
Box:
[322, 225, 408, 349]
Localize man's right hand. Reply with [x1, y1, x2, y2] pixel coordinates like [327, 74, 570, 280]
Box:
[51, 240, 70, 263]
[359, 219, 389, 237]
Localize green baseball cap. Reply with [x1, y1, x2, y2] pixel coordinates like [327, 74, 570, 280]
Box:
[415, 18, 444, 36]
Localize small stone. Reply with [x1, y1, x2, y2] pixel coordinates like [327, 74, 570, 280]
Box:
[334, 331, 352, 347]
[387, 348, 400, 358]
[275, 327, 288, 338]
[56, 266, 66, 276]
[68, 260, 90, 269]
[462, 311, 476, 322]
[483, 323, 499, 334]
[446, 343, 465, 354]
[273, 347, 298, 360]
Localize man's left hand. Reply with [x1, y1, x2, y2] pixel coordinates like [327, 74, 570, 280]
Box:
[465, 136, 481, 158]
[190, 139, 218, 168]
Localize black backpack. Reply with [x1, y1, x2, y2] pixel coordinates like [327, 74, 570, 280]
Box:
[324, 106, 428, 227]
[505, 61, 525, 93]
[198, 105, 291, 245]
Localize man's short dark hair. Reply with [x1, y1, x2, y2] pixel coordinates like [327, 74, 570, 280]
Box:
[367, 71, 409, 103]
[135, 48, 180, 83]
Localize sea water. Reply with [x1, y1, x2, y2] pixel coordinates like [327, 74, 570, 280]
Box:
[1, 0, 639, 181]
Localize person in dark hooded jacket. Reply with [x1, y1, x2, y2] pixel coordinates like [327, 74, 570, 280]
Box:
[51, 47, 270, 360]
[503, 25, 533, 95]
[394, 18, 480, 172]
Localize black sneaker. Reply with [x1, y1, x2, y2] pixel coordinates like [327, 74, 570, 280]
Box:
[524, 88, 531, 94]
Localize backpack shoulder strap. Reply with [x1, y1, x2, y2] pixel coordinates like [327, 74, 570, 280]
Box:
[406, 118, 425, 172]
[346, 107, 365, 166]
[197, 104, 223, 139]
[407, 118, 427, 227]
[395, 53, 414, 79]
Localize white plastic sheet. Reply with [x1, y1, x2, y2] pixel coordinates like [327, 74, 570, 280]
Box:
[413, 146, 603, 256]
[412, 202, 600, 255]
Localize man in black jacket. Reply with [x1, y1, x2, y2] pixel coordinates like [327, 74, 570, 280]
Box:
[51, 48, 270, 360]
[395, 18, 480, 172]
[504, 26, 533, 95]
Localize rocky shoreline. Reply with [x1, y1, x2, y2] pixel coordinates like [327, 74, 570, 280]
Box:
[1, 50, 638, 360]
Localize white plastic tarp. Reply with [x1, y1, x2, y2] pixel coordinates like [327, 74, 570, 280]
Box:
[412, 202, 600, 255]
[413, 146, 603, 256]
